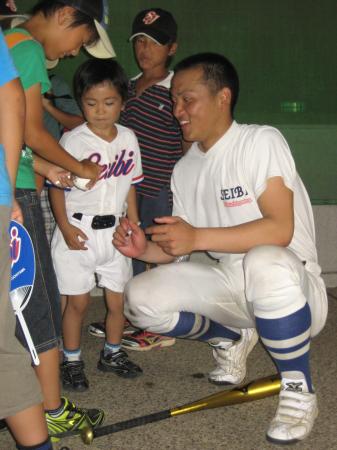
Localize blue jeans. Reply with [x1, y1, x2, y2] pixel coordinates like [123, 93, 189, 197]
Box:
[133, 186, 172, 276]
[15, 189, 61, 354]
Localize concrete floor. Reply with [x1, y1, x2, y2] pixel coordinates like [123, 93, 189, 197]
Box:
[1, 289, 336, 450]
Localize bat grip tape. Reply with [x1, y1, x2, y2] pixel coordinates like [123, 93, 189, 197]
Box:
[94, 409, 171, 437]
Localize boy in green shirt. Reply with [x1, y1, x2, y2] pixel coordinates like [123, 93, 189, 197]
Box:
[2, 0, 115, 441]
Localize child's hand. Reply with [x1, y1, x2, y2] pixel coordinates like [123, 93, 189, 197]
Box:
[46, 164, 73, 188]
[113, 218, 147, 258]
[11, 199, 23, 224]
[61, 223, 88, 250]
[79, 159, 102, 188]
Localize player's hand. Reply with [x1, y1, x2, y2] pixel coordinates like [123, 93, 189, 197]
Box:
[11, 199, 23, 224]
[113, 217, 147, 258]
[146, 216, 196, 256]
[61, 223, 88, 250]
[6, 1, 17, 12]
[46, 164, 73, 188]
[79, 159, 101, 188]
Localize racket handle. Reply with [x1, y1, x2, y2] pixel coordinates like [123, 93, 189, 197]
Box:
[16, 311, 40, 365]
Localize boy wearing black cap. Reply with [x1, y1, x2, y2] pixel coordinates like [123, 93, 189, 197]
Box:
[89, 8, 183, 351]
[0, 0, 116, 441]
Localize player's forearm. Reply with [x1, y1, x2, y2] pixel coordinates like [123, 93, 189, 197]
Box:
[126, 186, 140, 224]
[25, 126, 83, 175]
[194, 217, 293, 254]
[33, 154, 55, 177]
[0, 78, 24, 189]
[139, 240, 175, 264]
[49, 187, 69, 229]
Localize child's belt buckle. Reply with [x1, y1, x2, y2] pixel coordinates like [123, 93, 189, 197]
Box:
[91, 215, 116, 229]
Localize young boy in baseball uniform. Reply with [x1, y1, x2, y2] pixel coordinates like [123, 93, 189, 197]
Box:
[51, 58, 143, 391]
[113, 53, 328, 444]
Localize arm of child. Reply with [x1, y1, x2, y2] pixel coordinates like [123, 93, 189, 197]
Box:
[42, 94, 84, 130]
[0, 76, 23, 222]
[49, 187, 88, 250]
[24, 83, 100, 182]
[126, 185, 140, 224]
[33, 155, 73, 188]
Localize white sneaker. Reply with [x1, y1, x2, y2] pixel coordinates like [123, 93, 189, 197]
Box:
[208, 328, 258, 386]
[266, 380, 318, 444]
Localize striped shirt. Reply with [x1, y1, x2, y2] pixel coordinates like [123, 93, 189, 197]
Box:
[120, 71, 182, 199]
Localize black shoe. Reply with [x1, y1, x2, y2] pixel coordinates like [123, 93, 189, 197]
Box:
[97, 350, 142, 378]
[0, 419, 7, 433]
[61, 360, 89, 392]
[88, 321, 106, 338]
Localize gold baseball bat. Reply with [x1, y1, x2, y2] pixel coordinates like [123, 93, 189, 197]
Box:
[80, 374, 281, 445]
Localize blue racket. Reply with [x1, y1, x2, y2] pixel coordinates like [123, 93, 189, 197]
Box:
[9, 220, 39, 365]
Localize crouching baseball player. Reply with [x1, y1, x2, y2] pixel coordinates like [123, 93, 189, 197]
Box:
[113, 52, 328, 444]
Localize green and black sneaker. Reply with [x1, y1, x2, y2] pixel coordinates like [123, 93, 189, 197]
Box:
[45, 397, 104, 442]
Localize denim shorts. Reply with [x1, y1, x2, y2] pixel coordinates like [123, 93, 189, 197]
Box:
[0, 205, 42, 417]
[15, 189, 61, 354]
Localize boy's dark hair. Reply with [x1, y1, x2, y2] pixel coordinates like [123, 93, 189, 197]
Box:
[73, 58, 128, 107]
[174, 52, 239, 114]
[31, 0, 98, 43]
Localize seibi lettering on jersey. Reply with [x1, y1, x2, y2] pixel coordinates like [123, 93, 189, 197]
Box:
[89, 150, 135, 180]
[220, 186, 253, 207]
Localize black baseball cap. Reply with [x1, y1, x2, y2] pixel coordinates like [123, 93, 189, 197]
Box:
[129, 8, 177, 45]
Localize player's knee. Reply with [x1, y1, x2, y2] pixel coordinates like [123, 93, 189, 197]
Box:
[124, 273, 158, 329]
[243, 245, 289, 275]
[243, 245, 306, 315]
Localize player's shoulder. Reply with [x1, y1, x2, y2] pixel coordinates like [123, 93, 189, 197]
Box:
[60, 123, 88, 144]
[238, 123, 286, 144]
[236, 123, 292, 163]
[115, 123, 138, 141]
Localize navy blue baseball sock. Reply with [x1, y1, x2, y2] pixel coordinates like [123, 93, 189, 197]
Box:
[255, 303, 313, 392]
[162, 311, 241, 342]
[16, 437, 52, 450]
[45, 398, 65, 417]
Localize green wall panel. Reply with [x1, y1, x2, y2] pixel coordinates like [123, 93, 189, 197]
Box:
[15, 1, 337, 202]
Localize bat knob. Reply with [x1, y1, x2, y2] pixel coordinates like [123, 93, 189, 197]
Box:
[80, 426, 94, 445]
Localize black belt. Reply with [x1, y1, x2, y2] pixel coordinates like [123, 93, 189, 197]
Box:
[73, 213, 116, 229]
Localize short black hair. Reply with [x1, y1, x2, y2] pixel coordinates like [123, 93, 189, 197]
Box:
[174, 52, 239, 114]
[31, 0, 98, 44]
[73, 58, 128, 108]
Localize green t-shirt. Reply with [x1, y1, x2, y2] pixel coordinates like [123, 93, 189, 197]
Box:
[5, 28, 51, 189]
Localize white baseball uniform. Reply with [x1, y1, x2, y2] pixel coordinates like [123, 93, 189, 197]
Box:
[52, 123, 143, 294]
[124, 121, 327, 337]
